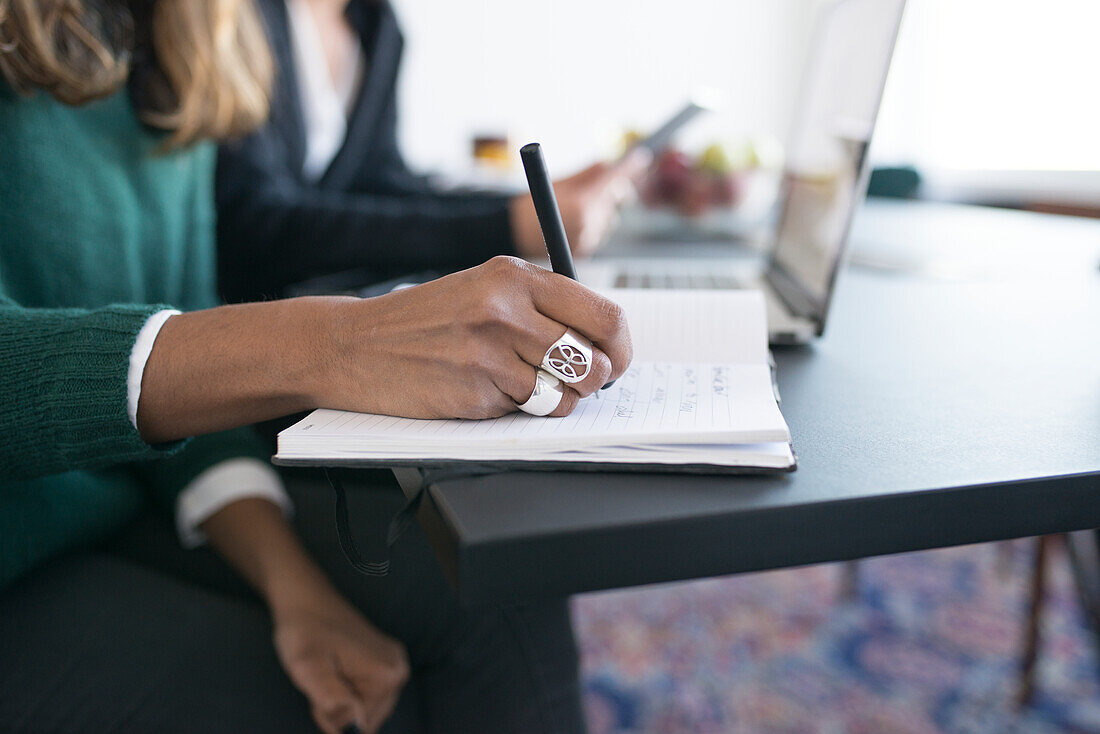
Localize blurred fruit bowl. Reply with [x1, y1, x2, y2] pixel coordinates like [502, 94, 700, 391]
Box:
[641, 153, 738, 214]
[623, 140, 781, 241]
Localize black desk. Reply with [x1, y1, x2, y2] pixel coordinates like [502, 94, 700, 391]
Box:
[401, 201, 1100, 607]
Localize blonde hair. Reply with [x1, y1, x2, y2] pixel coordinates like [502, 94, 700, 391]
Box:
[0, 0, 273, 148]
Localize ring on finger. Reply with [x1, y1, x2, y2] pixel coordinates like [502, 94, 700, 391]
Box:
[540, 329, 593, 384]
[516, 368, 564, 416]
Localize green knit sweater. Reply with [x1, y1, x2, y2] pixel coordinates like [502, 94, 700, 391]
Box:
[0, 85, 269, 588]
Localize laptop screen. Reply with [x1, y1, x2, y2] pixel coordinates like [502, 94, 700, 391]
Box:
[769, 0, 905, 316]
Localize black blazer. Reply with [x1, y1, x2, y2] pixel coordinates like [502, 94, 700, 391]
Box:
[216, 0, 515, 303]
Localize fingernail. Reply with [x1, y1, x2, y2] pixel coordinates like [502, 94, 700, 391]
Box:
[341, 725, 363, 734]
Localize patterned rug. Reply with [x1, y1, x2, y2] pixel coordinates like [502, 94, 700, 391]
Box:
[573, 541, 1100, 734]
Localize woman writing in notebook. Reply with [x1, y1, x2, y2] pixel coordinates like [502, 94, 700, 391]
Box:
[0, 2, 628, 732]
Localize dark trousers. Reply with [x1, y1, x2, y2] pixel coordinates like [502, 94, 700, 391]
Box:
[0, 469, 586, 734]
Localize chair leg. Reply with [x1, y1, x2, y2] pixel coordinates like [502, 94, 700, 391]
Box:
[1018, 535, 1052, 708]
[996, 539, 1016, 580]
[1064, 530, 1100, 678]
[840, 560, 860, 601]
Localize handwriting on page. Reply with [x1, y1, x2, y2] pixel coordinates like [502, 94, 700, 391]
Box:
[385, 361, 737, 439]
[288, 361, 785, 448]
[610, 362, 734, 425]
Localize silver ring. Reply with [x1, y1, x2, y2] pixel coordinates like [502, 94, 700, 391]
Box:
[540, 330, 593, 384]
[516, 369, 564, 416]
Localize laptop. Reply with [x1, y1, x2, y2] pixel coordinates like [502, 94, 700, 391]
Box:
[579, 0, 907, 344]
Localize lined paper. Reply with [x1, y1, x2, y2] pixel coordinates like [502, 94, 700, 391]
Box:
[604, 289, 768, 364]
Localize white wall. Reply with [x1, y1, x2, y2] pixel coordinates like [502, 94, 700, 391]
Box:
[390, 0, 820, 176]
[874, 0, 1100, 172]
[387, 0, 1100, 205]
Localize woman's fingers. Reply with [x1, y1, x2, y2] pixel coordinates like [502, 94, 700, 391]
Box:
[562, 161, 610, 187]
[612, 147, 655, 186]
[500, 309, 613, 398]
[340, 683, 393, 734]
[336, 646, 407, 734]
[551, 344, 612, 398]
[569, 148, 651, 194]
[548, 383, 582, 417]
[493, 357, 582, 418]
[362, 693, 401, 734]
[332, 256, 629, 420]
[284, 655, 363, 734]
[523, 269, 633, 381]
[461, 258, 620, 407]
[503, 363, 583, 417]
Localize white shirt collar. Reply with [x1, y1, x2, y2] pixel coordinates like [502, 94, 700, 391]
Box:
[285, 0, 366, 182]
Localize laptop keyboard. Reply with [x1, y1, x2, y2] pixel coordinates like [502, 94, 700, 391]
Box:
[613, 271, 745, 290]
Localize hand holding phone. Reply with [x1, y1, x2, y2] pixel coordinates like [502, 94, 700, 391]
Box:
[621, 91, 721, 160]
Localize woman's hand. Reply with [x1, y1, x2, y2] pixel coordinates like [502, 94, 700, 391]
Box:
[138, 256, 632, 444]
[200, 499, 409, 734]
[509, 150, 652, 260]
[322, 255, 633, 419]
[273, 591, 410, 734]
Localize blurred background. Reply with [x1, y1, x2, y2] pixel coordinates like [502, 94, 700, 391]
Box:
[395, 0, 805, 174]
[392, 0, 1100, 217]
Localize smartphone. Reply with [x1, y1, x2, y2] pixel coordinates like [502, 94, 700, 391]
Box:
[621, 92, 720, 159]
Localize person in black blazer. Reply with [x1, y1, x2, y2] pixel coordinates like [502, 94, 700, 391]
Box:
[216, 0, 644, 304]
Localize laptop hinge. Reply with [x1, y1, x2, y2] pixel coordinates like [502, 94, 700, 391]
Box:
[765, 264, 821, 325]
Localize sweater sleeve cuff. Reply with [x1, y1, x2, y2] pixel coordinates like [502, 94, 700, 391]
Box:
[127, 309, 181, 429]
[2, 303, 189, 479]
[176, 458, 292, 548]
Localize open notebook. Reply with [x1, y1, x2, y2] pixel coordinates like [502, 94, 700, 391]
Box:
[276, 290, 795, 473]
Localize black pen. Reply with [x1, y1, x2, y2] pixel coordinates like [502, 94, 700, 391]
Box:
[519, 143, 576, 278]
[519, 142, 614, 390]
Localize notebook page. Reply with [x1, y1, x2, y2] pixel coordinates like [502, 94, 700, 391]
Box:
[278, 360, 789, 459]
[548, 442, 794, 469]
[601, 289, 769, 364]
